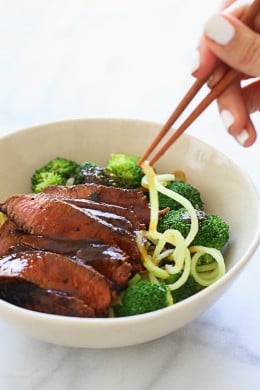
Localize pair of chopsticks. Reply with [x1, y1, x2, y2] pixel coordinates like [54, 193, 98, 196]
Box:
[138, 0, 260, 166]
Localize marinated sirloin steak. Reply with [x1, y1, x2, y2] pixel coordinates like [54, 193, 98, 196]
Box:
[0, 219, 93, 256]
[74, 244, 133, 289]
[0, 182, 147, 317]
[0, 227, 135, 287]
[0, 250, 112, 314]
[0, 280, 95, 317]
[10, 233, 93, 255]
[43, 183, 150, 226]
[1, 193, 141, 264]
[0, 219, 21, 256]
[65, 198, 144, 231]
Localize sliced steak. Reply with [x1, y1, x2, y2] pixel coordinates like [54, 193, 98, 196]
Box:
[0, 280, 95, 317]
[65, 198, 144, 231]
[1, 193, 141, 263]
[15, 233, 95, 255]
[0, 220, 92, 256]
[43, 183, 150, 225]
[74, 244, 133, 289]
[0, 250, 112, 314]
[0, 219, 21, 256]
[5, 237, 137, 289]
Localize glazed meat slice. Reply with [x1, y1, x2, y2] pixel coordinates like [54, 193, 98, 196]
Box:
[0, 250, 112, 314]
[0, 219, 21, 256]
[75, 244, 133, 289]
[1, 193, 141, 263]
[43, 183, 150, 226]
[77, 205, 134, 232]
[0, 281, 95, 317]
[65, 198, 144, 231]
[6, 234, 137, 286]
[0, 219, 92, 256]
[5, 237, 137, 288]
[12, 232, 94, 255]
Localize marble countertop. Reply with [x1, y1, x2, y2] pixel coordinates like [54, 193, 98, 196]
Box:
[0, 1, 259, 389]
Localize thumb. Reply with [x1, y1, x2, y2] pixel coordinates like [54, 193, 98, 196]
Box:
[203, 13, 260, 77]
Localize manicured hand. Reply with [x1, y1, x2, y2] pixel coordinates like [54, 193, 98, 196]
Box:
[192, 0, 260, 146]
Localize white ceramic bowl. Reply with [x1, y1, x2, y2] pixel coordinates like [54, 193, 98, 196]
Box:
[0, 118, 259, 348]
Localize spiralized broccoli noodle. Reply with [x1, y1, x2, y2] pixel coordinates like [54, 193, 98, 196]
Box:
[138, 162, 226, 291]
[0, 212, 7, 228]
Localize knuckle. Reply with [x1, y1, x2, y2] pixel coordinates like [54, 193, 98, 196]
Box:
[239, 35, 260, 75]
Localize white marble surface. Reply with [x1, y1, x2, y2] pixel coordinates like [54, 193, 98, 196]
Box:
[0, 1, 259, 389]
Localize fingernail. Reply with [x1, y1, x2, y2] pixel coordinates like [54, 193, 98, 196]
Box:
[220, 109, 235, 131]
[234, 130, 249, 146]
[204, 14, 235, 45]
[191, 49, 200, 74]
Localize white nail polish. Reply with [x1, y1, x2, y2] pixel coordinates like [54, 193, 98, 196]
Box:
[235, 130, 249, 146]
[204, 14, 235, 45]
[191, 50, 200, 74]
[220, 109, 235, 130]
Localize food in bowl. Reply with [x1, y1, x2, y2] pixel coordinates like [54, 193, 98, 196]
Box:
[0, 118, 259, 348]
[0, 151, 229, 318]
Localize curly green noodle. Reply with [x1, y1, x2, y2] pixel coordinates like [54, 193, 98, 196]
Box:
[139, 162, 226, 291]
[0, 212, 7, 228]
[189, 246, 226, 286]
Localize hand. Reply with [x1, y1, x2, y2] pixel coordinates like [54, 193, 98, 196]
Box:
[192, 0, 260, 147]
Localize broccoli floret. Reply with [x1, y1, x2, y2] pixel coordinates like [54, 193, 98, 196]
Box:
[158, 208, 190, 235]
[73, 161, 97, 184]
[114, 280, 173, 317]
[197, 253, 215, 266]
[158, 208, 205, 236]
[31, 171, 66, 193]
[158, 181, 204, 210]
[40, 157, 79, 178]
[31, 157, 79, 193]
[158, 208, 229, 250]
[193, 214, 229, 249]
[106, 153, 144, 188]
[165, 273, 201, 303]
[73, 161, 118, 186]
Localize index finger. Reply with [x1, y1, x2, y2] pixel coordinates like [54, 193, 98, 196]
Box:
[192, 1, 247, 79]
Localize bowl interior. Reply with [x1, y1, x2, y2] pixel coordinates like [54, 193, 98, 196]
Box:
[1, 118, 259, 271]
[0, 118, 259, 347]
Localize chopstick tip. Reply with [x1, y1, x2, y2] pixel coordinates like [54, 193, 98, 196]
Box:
[137, 159, 150, 168]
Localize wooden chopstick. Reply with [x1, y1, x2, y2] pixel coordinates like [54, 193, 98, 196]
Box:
[138, 76, 207, 164]
[147, 69, 239, 165]
[138, 0, 260, 166]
